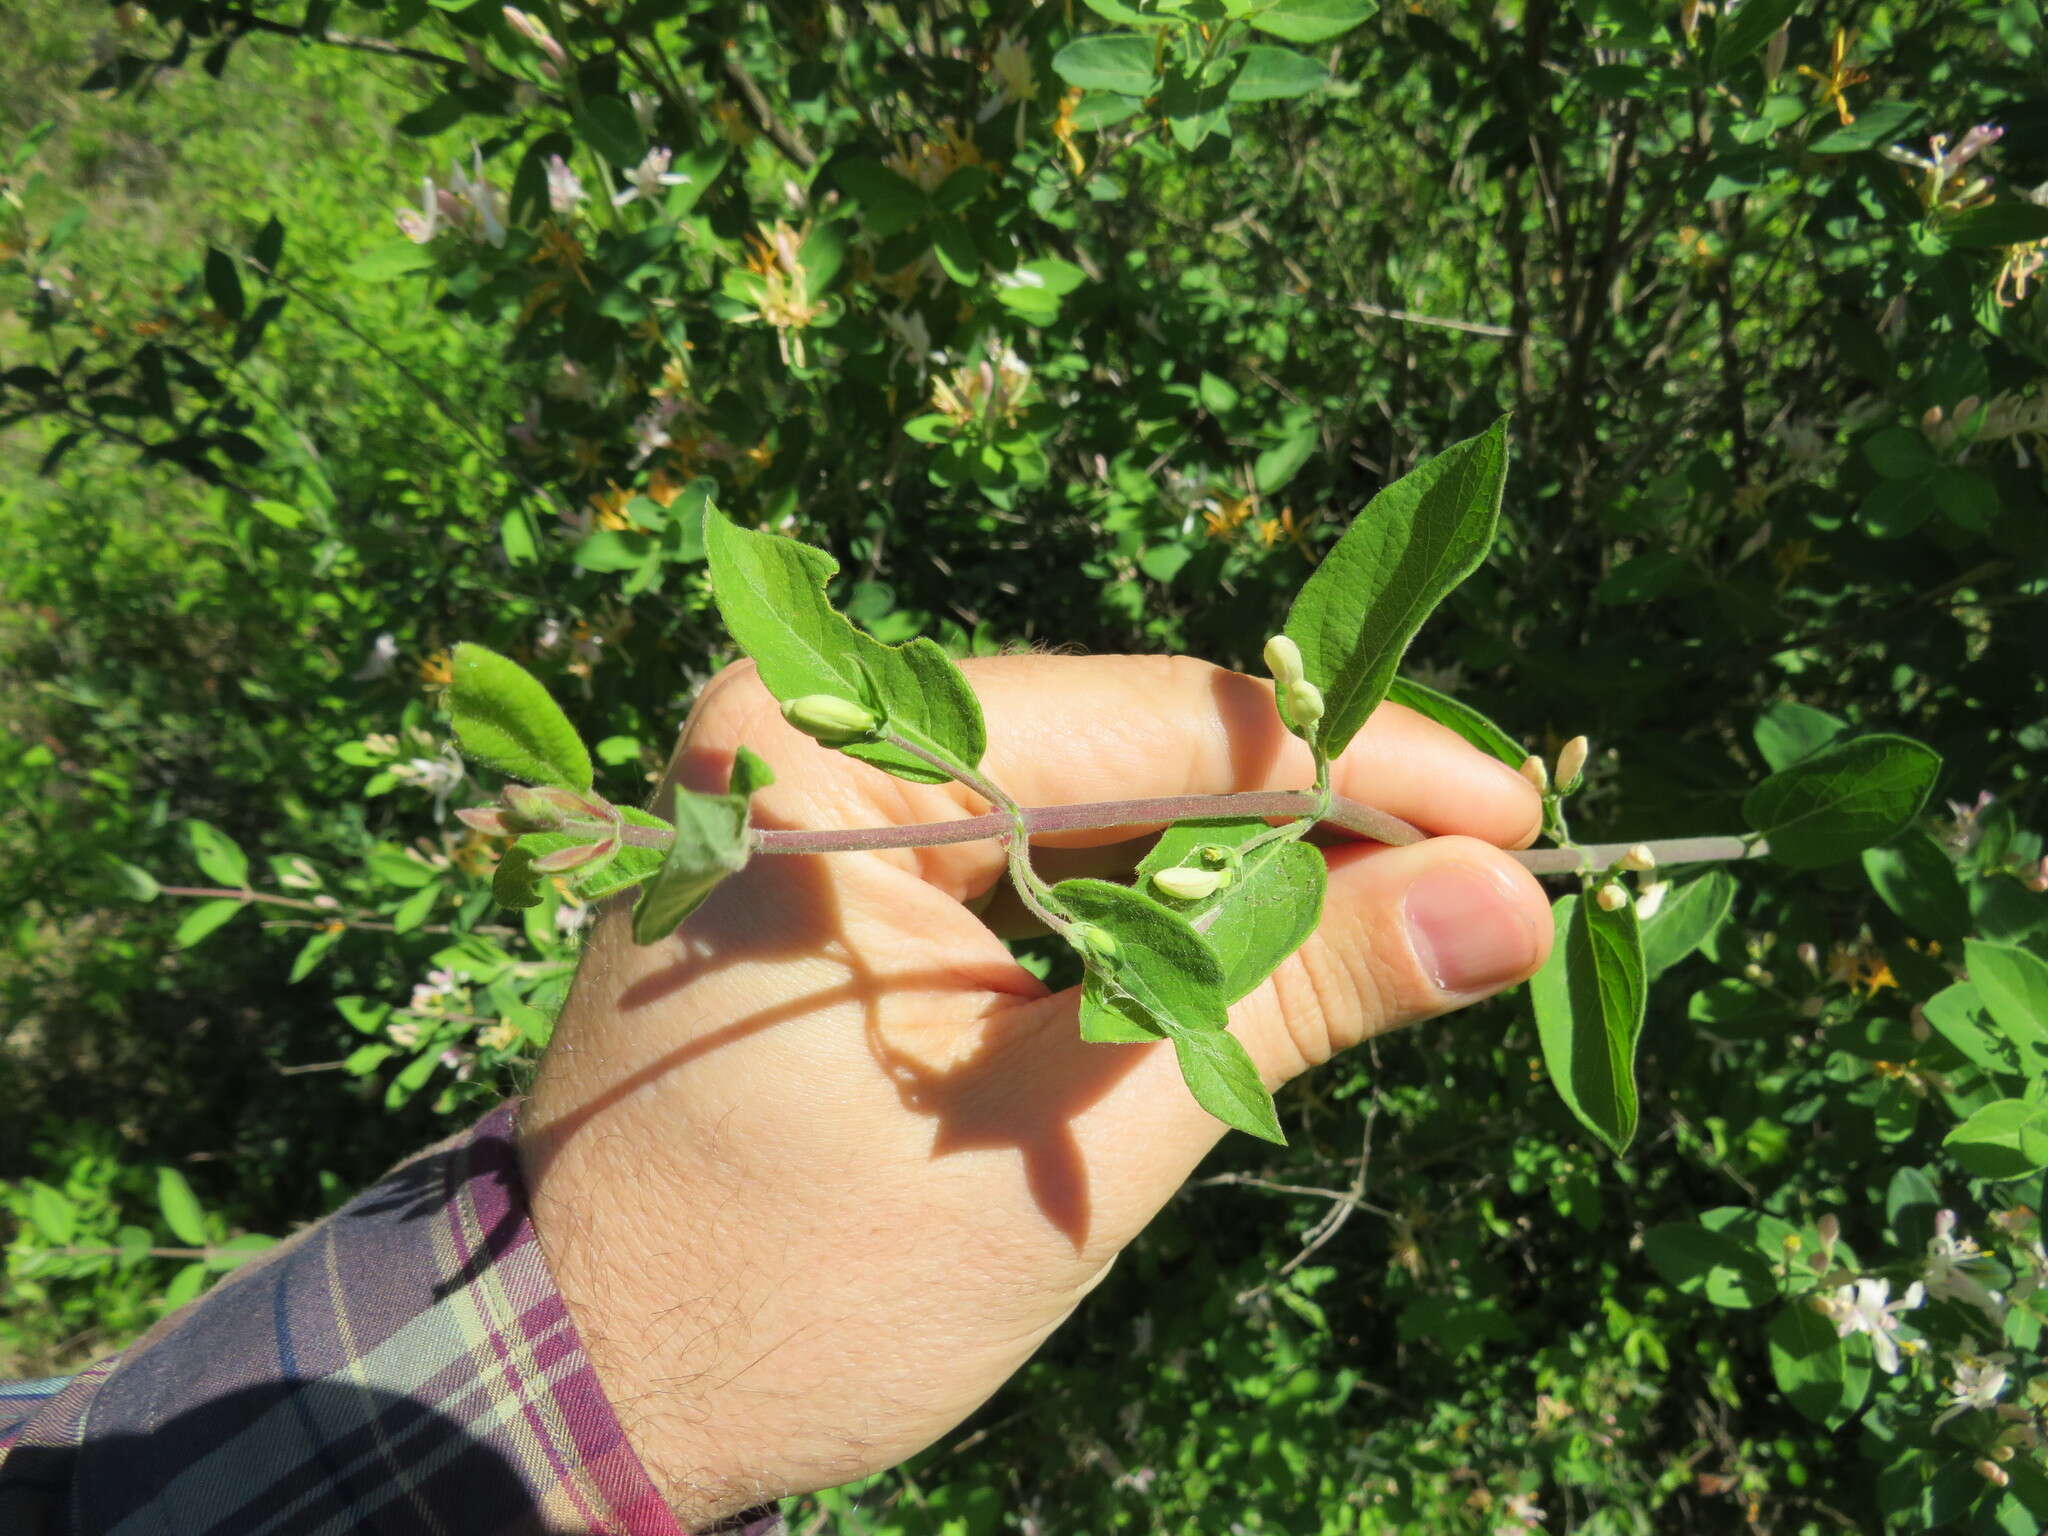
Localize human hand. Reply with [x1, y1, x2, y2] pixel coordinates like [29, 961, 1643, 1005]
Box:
[516, 653, 1550, 1525]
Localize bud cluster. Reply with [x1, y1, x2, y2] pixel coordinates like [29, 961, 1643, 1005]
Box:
[1262, 635, 1324, 737]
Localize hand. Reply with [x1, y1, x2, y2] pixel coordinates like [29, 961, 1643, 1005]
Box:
[516, 653, 1551, 1524]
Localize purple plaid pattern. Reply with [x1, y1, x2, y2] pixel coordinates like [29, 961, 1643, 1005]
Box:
[0, 1103, 780, 1536]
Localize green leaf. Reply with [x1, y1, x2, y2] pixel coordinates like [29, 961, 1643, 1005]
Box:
[28, 1182, 76, 1245]
[1809, 101, 1917, 155]
[1744, 735, 1941, 868]
[1530, 892, 1647, 1154]
[1711, 0, 1799, 72]
[1863, 832, 1969, 942]
[288, 926, 344, 983]
[1639, 870, 1736, 979]
[157, 1167, 207, 1245]
[1051, 32, 1157, 95]
[1136, 819, 1326, 1002]
[831, 157, 929, 237]
[448, 642, 593, 791]
[631, 773, 763, 944]
[164, 1261, 209, 1309]
[205, 1233, 277, 1272]
[1923, 982, 2021, 1076]
[1247, 0, 1378, 44]
[1944, 1098, 2048, 1180]
[390, 882, 438, 935]
[1253, 420, 1318, 494]
[1170, 1027, 1287, 1144]
[1863, 426, 1937, 480]
[575, 96, 645, 168]
[1283, 418, 1508, 759]
[704, 507, 985, 785]
[1753, 701, 1846, 771]
[347, 240, 436, 282]
[1945, 201, 2048, 250]
[1386, 677, 1525, 768]
[185, 821, 250, 887]
[1227, 45, 1329, 102]
[1769, 1303, 1872, 1428]
[1054, 878, 1230, 1043]
[1642, 1223, 1776, 1308]
[174, 898, 242, 949]
[103, 857, 161, 902]
[1962, 940, 2048, 1066]
[493, 841, 545, 909]
[203, 247, 245, 321]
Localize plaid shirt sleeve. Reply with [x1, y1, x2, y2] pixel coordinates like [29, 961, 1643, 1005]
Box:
[0, 1102, 781, 1536]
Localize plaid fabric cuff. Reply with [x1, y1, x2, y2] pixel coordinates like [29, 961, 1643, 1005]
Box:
[0, 1102, 780, 1536]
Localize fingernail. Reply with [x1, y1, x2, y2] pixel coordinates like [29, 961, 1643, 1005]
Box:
[1404, 864, 1539, 996]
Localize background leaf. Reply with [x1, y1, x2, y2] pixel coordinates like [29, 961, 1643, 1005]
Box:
[1744, 735, 1940, 868]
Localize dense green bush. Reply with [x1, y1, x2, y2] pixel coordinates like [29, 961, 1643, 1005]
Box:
[4, 0, 2047, 1529]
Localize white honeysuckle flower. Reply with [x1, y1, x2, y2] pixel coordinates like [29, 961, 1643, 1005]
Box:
[545, 154, 586, 215]
[352, 632, 400, 680]
[396, 176, 440, 244]
[613, 145, 691, 208]
[1924, 1210, 2008, 1319]
[501, 6, 567, 70]
[554, 900, 591, 936]
[1814, 1277, 1925, 1373]
[1933, 1342, 2012, 1429]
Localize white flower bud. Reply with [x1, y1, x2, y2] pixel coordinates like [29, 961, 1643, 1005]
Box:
[1595, 882, 1628, 912]
[1518, 754, 1549, 794]
[1975, 1459, 2010, 1489]
[1555, 735, 1590, 793]
[1619, 844, 1656, 873]
[781, 694, 880, 745]
[1762, 23, 1789, 83]
[1634, 880, 1668, 919]
[1262, 634, 1305, 688]
[1152, 866, 1226, 902]
[1282, 680, 1324, 733]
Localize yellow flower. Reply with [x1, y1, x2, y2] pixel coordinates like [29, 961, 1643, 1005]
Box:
[1051, 89, 1087, 177]
[883, 121, 986, 194]
[417, 649, 454, 689]
[589, 482, 633, 531]
[1771, 537, 1823, 586]
[530, 221, 592, 290]
[1796, 29, 1870, 127]
[1256, 506, 1312, 553]
[1995, 240, 2047, 308]
[645, 468, 684, 508]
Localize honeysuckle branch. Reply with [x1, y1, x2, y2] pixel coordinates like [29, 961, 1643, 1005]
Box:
[155, 886, 515, 938]
[600, 794, 1767, 874]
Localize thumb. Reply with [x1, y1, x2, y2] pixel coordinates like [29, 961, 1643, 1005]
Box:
[1231, 835, 1553, 1081]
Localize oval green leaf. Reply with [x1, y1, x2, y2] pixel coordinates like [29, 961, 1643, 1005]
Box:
[1530, 892, 1647, 1154]
[449, 642, 593, 791]
[1743, 734, 1940, 869]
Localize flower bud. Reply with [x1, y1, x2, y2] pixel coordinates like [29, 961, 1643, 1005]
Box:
[1555, 735, 1590, 793]
[1152, 866, 1226, 901]
[1068, 922, 1119, 961]
[529, 837, 616, 874]
[1762, 23, 1789, 83]
[1634, 880, 1668, 919]
[1518, 754, 1549, 794]
[1196, 844, 1234, 867]
[1797, 941, 1820, 973]
[502, 783, 584, 832]
[455, 806, 514, 836]
[1282, 680, 1325, 733]
[1263, 634, 1305, 688]
[1595, 882, 1628, 912]
[1619, 844, 1656, 873]
[781, 694, 881, 746]
[1975, 1459, 2010, 1489]
[2028, 855, 2048, 894]
[1816, 1213, 1839, 1254]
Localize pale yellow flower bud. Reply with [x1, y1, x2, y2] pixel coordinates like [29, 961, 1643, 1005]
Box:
[1152, 866, 1226, 901]
[781, 694, 880, 745]
[1282, 680, 1324, 733]
[1620, 844, 1656, 873]
[1555, 735, 1590, 793]
[1595, 882, 1628, 912]
[1518, 754, 1549, 794]
[1635, 880, 1669, 919]
[1975, 1459, 2010, 1489]
[1263, 634, 1305, 688]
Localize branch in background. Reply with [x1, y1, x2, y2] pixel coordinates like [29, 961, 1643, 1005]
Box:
[720, 46, 817, 168]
